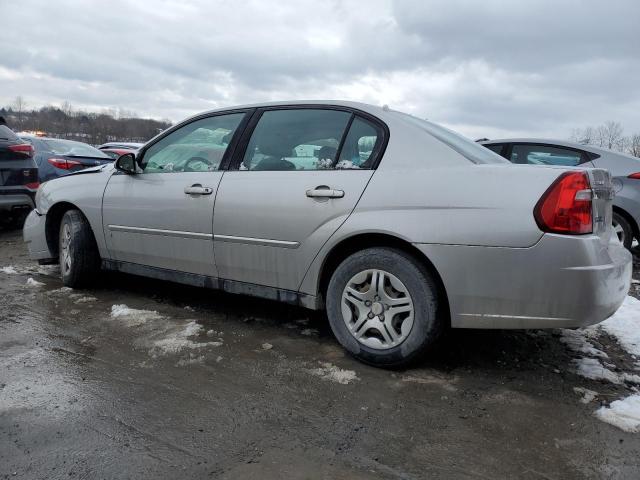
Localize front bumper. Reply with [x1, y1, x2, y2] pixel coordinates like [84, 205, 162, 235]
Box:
[23, 209, 56, 262]
[415, 233, 632, 329]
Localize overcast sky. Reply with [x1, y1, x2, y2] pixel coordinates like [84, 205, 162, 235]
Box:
[1, 0, 639, 139]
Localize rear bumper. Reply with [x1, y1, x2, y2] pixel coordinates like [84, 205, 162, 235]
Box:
[0, 193, 35, 212]
[415, 233, 632, 329]
[23, 209, 55, 261]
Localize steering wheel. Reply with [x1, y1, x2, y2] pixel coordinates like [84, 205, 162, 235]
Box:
[183, 156, 213, 172]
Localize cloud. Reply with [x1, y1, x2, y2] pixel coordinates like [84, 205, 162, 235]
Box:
[0, 0, 638, 139]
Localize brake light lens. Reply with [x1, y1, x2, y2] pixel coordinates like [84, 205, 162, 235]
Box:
[47, 157, 82, 170]
[8, 144, 34, 157]
[534, 171, 593, 235]
[628, 172, 640, 179]
[25, 182, 40, 190]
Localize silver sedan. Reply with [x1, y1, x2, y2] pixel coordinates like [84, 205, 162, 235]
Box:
[23, 101, 632, 366]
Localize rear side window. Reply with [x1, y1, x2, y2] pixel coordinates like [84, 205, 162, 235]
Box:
[510, 144, 584, 166]
[241, 109, 351, 171]
[336, 117, 380, 169]
[483, 143, 506, 157]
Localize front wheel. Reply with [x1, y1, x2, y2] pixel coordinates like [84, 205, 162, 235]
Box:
[59, 209, 100, 288]
[612, 212, 633, 250]
[326, 247, 442, 367]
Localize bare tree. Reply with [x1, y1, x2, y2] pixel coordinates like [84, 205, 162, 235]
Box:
[628, 133, 640, 158]
[595, 121, 625, 151]
[570, 126, 596, 145]
[12, 96, 27, 128]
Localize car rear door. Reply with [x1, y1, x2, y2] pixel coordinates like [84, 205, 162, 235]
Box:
[102, 110, 250, 276]
[212, 107, 387, 291]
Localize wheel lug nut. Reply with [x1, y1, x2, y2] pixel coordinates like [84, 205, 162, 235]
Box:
[374, 295, 380, 301]
[368, 312, 374, 319]
[378, 315, 384, 320]
[365, 300, 372, 307]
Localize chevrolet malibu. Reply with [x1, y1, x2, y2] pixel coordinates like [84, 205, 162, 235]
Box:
[23, 101, 632, 367]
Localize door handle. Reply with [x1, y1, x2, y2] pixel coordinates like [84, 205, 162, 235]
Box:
[184, 184, 213, 195]
[306, 186, 345, 199]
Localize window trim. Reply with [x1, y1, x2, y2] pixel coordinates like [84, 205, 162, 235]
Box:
[504, 142, 595, 166]
[135, 108, 255, 172]
[226, 104, 390, 171]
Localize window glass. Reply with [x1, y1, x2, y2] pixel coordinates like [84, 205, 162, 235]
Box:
[336, 117, 379, 169]
[484, 143, 505, 157]
[141, 113, 244, 173]
[510, 144, 582, 166]
[241, 109, 351, 171]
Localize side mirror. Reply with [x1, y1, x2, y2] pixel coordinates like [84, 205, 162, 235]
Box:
[115, 153, 137, 174]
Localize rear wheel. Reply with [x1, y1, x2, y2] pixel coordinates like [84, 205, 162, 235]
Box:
[612, 212, 633, 250]
[326, 247, 442, 367]
[59, 209, 100, 288]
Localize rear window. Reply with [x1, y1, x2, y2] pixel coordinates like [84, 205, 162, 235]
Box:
[0, 125, 18, 142]
[392, 112, 509, 164]
[41, 139, 110, 158]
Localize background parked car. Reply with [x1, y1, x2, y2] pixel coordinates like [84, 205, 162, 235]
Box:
[98, 142, 144, 151]
[21, 137, 113, 182]
[100, 147, 140, 160]
[0, 122, 38, 226]
[479, 139, 640, 250]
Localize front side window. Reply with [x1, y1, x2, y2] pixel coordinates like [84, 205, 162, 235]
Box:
[510, 144, 583, 166]
[141, 113, 245, 173]
[240, 109, 351, 171]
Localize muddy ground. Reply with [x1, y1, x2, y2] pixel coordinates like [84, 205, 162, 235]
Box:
[1, 226, 639, 480]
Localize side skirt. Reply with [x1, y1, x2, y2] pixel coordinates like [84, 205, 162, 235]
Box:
[101, 259, 320, 310]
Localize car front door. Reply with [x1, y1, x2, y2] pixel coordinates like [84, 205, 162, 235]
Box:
[102, 111, 249, 276]
[212, 107, 386, 291]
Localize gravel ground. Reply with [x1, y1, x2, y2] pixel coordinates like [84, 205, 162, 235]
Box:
[1, 226, 640, 479]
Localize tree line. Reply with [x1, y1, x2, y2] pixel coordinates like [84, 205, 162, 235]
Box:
[570, 121, 640, 157]
[1, 96, 172, 145]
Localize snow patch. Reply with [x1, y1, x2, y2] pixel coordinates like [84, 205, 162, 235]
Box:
[261, 343, 273, 350]
[26, 277, 45, 287]
[110, 304, 162, 326]
[560, 329, 607, 358]
[301, 328, 318, 336]
[73, 295, 97, 304]
[1, 266, 18, 274]
[308, 362, 359, 385]
[597, 296, 640, 357]
[573, 387, 598, 404]
[574, 358, 640, 385]
[595, 394, 640, 433]
[176, 353, 206, 367]
[149, 321, 222, 357]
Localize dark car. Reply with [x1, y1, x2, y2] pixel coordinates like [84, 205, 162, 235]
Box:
[0, 123, 39, 226]
[21, 137, 113, 182]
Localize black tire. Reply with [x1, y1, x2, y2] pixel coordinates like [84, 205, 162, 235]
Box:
[612, 212, 633, 250]
[59, 209, 100, 288]
[326, 247, 442, 368]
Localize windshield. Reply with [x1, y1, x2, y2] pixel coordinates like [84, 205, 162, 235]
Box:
[42, 139, 110, 158]
[392, 112, 508, 164]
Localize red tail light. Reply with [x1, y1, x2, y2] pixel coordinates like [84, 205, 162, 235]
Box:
[8, 144, 34, 157]
[47, 157, 82, 170]
[25, 182, 40, 190]
[534, 171, 593, 235]
[628, 172, 640, 179]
